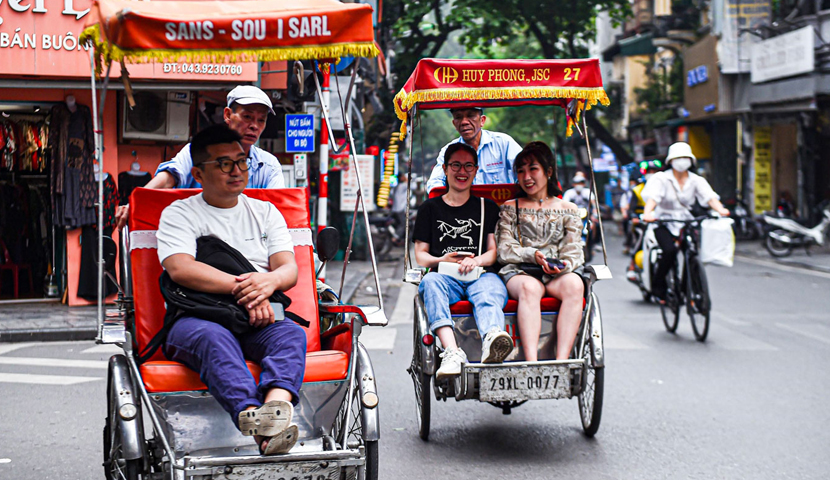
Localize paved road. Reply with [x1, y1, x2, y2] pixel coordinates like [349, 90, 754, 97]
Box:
[1, 239, 829, 479]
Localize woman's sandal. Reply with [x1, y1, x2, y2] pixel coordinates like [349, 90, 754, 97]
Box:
[259, 424, 299, 455]
[238, 400, 294, 438]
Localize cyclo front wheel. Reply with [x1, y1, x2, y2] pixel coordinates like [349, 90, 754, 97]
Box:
[659, 262, 680, 333]
[578, 294, 604, 437]
[408, 307, 431, 441]
[686, 255, 711, 342]
[333, 359, 378, 480]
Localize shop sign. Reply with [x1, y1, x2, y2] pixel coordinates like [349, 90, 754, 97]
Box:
[340, 154, 375, 212]
[718, 0, 770, 74]
[0, 0, 255, 79]
[753, 126, 772, 215]
[285, 114, 315, 153]
[750, 26, 814, 84]
[686, 65, 708, 87]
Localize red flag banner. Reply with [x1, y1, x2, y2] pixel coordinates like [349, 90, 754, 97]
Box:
[394, 58, 610, 137]
[81, 0, 378, 68]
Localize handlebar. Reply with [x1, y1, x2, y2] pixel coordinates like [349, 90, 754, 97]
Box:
[639, 213, 722, 225]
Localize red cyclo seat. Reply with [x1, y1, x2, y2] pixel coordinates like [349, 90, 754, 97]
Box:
[449, 297, 586, 315]
[140, 351, 350, 394]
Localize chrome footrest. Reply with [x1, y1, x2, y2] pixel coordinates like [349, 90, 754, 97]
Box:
[183, 448, 364, 479]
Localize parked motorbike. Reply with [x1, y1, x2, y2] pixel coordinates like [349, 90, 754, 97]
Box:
[725, 197, 760, 241]
[762, 203, 830, 257]
[368, 210, 414, 260]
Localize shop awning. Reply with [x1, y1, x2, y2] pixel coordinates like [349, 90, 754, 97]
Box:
[618, 33, 657, 57]
[81, 0, 378, 67]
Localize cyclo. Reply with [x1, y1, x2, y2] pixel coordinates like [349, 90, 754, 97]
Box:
[80, 0, 390, 478]
[393, 58, 612, 439]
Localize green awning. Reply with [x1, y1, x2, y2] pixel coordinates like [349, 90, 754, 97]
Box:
[618, 33, 657, 57]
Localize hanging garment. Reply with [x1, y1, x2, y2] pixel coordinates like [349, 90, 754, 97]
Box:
[77, 174, 118, 300]
[50, 103, 95, 227]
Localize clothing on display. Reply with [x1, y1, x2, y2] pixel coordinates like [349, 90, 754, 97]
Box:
[77, 174, 118, 300]
[118, 170, 151, 205]
[50, 103, 96, 228]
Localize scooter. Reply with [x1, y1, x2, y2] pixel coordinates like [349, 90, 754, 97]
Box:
[627, 223, 666, 302]
[762, 204, 830, 258]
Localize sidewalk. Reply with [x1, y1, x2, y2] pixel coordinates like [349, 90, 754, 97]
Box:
[734, 239, 830, 274]
[0, 258, 388, 343]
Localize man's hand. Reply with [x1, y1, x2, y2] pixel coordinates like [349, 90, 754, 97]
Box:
[247, 301, 275, 328]
[115, 205, 129, 230]
[233, 272, 279, 309]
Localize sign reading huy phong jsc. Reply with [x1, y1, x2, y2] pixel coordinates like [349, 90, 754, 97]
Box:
[285, 114, 315, 153]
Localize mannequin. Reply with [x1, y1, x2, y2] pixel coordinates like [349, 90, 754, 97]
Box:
[128, 160, 145, 175]
[65, 94, 77, 113]
[93, 163, 108, 182]
[118, 152, 151, 205]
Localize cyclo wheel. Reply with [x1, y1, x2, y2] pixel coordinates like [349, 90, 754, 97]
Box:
[103, 360, 142, 480]
[659, 263, 680, 333]
[578, 293, 604, 437]
[409, 330, 431, 441]
[686, 255, 711, 342]
[333, 365, 378, 480]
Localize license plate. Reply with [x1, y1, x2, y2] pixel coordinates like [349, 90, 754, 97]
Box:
[478, 364, 572, 402]
[220, 463, 340, 480]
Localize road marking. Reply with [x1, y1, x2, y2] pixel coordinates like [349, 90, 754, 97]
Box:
[711, 311, 752, 327]
[388, 283, 416, 326]
[776, 323, 830, 346]
[359, 328, 397, 351]
[0, 458, 10, 464]
[81, 344, 123, 355]
[735, 255, 830, 280]
[0, 343, 33, 355]
[705, 324, 779, 351]
[0, 372, 101, 385]
[0, 357, 108, 369]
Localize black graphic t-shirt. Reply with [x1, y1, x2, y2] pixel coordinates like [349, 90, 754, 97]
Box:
[413, 195, 501, 273]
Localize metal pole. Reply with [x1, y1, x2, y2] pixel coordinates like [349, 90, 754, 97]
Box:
[90, 46, 104, 340]
[582, 113, 608, 266]
[318, 66, 330, 282]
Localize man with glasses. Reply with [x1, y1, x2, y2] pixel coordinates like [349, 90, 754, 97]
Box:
[425, 107, 523, 192]
[156, 124, 306, 455]
[115, 85, 285, 229]
[414, 143, 513, 380]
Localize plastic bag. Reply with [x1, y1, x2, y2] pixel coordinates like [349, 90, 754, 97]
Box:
[700, 218, 735, 267]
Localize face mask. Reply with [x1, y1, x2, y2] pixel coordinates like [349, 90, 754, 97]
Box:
[644, 174, 654, 181]
[574, 184, 585, 193]
[671, 158, 692, 172]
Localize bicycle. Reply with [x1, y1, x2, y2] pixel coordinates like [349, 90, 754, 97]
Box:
[651, 216, 713, 342]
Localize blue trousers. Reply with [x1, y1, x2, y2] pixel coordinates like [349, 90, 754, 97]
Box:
[418, 272, 508, 337]
[164, 316, 307, 427]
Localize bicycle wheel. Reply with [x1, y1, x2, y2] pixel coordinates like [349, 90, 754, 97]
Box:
[408, 315, 431, 441]
[686, 256, 711, 342]
[659, 264, 680, 333]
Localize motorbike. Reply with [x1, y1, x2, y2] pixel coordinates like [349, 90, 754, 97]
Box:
[762, 203, 830, 257]
[627, 221, 658, 302]
[725, 197, 760, 241]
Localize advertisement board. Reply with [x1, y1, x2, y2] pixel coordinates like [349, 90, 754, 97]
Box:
[753, 127, 772, 215]
[340, 154, 375, 212]
[751, 26, 814, 84]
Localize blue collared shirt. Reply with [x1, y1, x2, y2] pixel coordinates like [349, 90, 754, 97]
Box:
[156, 144, 285, 189]
[426, 130, 523, 192]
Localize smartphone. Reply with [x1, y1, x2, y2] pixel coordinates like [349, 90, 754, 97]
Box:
[270, 302, 286, 321]
[455, 252, 475, 257]
[546, 257, 566, 270]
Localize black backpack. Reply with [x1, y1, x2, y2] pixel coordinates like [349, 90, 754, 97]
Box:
[137, 236, 309, 364]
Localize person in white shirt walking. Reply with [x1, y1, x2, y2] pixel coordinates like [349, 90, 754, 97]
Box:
[425, 108, 522, 192]
[642, 142, 730, 302]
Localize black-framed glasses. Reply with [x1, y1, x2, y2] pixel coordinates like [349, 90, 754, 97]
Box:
[448, 162, 477, 172]
[201, 158, 250, 173]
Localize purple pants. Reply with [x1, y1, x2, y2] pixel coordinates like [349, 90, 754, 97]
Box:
[164, 316, 307, 427]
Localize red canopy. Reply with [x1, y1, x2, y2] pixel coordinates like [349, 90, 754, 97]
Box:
[394, 58, 609, 136]
[81, 0, 378, 67]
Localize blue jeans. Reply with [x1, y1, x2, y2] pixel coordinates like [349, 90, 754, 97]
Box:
[418, 272, 508, 337]
[164, 316, 307, 427]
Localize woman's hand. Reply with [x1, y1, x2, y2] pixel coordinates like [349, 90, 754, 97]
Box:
[642, 211, 657, 223]
[458, 255, 480, 274]
[233, 272, 279, 310]
[534, 250, 560, 276]
[439, 251, 467, 264]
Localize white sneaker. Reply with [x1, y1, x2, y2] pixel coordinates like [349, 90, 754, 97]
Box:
[481, 329, 514, 364]
[436, 347, 468, 380]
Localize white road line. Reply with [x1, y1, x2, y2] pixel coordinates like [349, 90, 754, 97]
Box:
[711, 311, 753, 327]
[776, 323, 830, 346]
[0, 343, 33, 355]
[705, 324, 779, 351]
[81, 344, 123, 355]
[388, 283, 417, 326]
[0, 341, 95, 356]
[0, 357, 108, 369]
[0, 372, 101, 385]
[359, 328, 397, 351]
[734, 255, 830, 280]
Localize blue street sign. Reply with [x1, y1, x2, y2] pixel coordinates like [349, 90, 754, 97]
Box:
[285, 114, 315, 153]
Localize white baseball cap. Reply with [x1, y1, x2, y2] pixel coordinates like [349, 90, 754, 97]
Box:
[226, 85, 275, 114]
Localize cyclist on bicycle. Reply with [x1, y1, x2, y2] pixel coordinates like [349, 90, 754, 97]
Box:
[642, 142, 729, 302]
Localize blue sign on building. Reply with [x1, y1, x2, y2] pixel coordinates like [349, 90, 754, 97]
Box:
[687, 65, 709, 87]
[285, 114, 315, 153]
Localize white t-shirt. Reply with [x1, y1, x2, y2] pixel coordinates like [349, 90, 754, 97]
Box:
[157, 194, 294, 273]
[641, 170, 718, 235]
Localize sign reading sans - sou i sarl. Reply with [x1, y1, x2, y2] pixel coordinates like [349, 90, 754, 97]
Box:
[285, 114, 315, 153]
